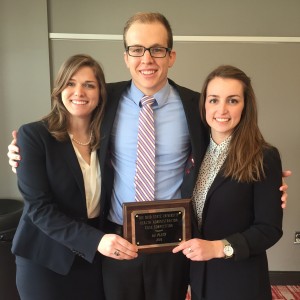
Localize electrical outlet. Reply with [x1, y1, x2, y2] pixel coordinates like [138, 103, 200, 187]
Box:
[294, 232, 300, 244]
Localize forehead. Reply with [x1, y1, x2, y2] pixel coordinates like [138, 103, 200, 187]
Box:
[125, 22, 168, 46]
[207, 77, 244, 95]
[71, 66, 95, 78]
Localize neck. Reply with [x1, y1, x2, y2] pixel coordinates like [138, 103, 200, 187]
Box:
[211, 132, 230, 145]
[68, 117, 92, 146]
[68, 117, 91, 136]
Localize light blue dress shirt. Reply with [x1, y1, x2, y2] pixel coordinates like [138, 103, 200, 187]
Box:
[108, 81, 191, 224]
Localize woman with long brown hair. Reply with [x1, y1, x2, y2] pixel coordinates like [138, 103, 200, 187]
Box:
[174, 65, 283, 300]
[12, 54, 137, 299]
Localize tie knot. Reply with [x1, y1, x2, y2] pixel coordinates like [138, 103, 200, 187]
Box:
[140, 96, 155, 107]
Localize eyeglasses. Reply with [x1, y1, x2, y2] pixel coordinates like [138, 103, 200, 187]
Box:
[126, 46, 171, 58]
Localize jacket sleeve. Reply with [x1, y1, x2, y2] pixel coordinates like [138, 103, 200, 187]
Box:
[227, 147, 283, 261]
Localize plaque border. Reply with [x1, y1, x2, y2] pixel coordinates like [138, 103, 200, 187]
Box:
[123, 198, 192, 253]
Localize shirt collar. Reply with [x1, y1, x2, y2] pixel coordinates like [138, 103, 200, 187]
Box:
[128, 80, 171, 108]
[209, 135, 231, 155]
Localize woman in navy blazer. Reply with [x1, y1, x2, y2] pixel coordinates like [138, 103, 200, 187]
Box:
[173, 65, 283, 300]
[12, 54, 137, 300]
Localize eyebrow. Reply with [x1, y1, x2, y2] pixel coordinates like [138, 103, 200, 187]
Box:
[130, 43, 165, 47]
[207, 94, 241, 98]
[69, 79, 97, 83]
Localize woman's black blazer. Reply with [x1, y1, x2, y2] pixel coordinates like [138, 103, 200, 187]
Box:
[190, 147, 283, 300]
[12, 121, 105, 275]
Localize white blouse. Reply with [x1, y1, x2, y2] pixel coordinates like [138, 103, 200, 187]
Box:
[71, 144, 101, 218]
[193, 135, 231, 229]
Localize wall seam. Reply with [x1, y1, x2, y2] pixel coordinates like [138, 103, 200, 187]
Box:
[49, 33, 300, 43]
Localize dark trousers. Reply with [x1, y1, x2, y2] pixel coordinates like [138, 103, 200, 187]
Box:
[102, 221, 189, 300]
[15, 217, 104, 300]
[16, 254, 104, 300]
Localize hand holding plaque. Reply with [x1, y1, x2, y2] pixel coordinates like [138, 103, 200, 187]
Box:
[123, 199, 192, 253]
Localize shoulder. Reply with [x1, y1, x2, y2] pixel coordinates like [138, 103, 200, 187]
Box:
[168, 78, 200, 98]
[19, 120, 48, 135]
[106, 81, 131, 94]
[262, 145, 282, 177]
[263, 145, 281, 163]
[18, 121, 52, 147]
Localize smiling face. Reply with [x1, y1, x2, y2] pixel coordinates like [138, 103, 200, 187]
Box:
[205, 77, 245, 144]
[124, 21, 176, 95]
[61, 66, 100, 121]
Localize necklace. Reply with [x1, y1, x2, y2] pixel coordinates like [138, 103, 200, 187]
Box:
[71, 131, 93, 146]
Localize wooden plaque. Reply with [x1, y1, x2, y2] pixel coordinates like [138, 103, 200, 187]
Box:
[123, 199, 192, 253]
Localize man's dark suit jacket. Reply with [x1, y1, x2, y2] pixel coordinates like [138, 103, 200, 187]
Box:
[99, 79, 209, 219]
[190, 147, 283, 300]
[12, 121, 105, 275]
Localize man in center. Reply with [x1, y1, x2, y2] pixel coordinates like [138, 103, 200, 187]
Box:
[100, 12, 208, 300]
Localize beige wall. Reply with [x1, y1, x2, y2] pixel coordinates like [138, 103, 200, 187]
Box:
[1, 0, 50, 195]
[1, 0, 299, 271]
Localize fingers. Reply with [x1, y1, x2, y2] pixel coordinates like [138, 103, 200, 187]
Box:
[98, 234, 138, 260]
[279, 183, 288, 192]
[7, 146, 20, 173]
[282, 170, 292, 178]
[12, 130, 18, 140]
[280, 170, 290, 209]
[280, 181, 289, 209]
[280, 190, 288, 209]
[8, 142, 19, 153]
[172, 241, 196, 259]
[172, 241, 188, 253]
[7, 132, 20, 174]
[173, 239, 219, 261]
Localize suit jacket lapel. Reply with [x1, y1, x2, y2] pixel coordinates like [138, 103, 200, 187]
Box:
[59, 140, 86, 200]
[100, 81, 131, 173]
[168, 79, 209, 196]
[206, 172, 228, 200]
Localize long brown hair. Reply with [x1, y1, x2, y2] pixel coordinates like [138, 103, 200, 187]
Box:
[200, 65, 271, 182]
[42, 54, 107, 151]
[123, 12, 173, 49]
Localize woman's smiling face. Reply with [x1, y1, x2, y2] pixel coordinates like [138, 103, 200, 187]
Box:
[205, 77, 245, 144]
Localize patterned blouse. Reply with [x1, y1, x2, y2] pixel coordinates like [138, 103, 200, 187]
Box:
[193, 135, 231, 229]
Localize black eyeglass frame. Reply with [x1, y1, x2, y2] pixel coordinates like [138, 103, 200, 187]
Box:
[126, 46, 172, 58]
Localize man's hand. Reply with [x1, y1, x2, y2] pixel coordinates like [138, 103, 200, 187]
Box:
[98, 234, 138, 260]
[7, 130, 20, 173]
[280, 170, 292, 209]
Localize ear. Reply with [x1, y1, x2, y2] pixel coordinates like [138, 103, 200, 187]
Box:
[168, 50, 176, 68]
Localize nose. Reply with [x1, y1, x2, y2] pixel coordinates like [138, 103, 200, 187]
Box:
[218, 102, 228, 114]
[74, 85, 84, 97]
[141, 49, 154, 63]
